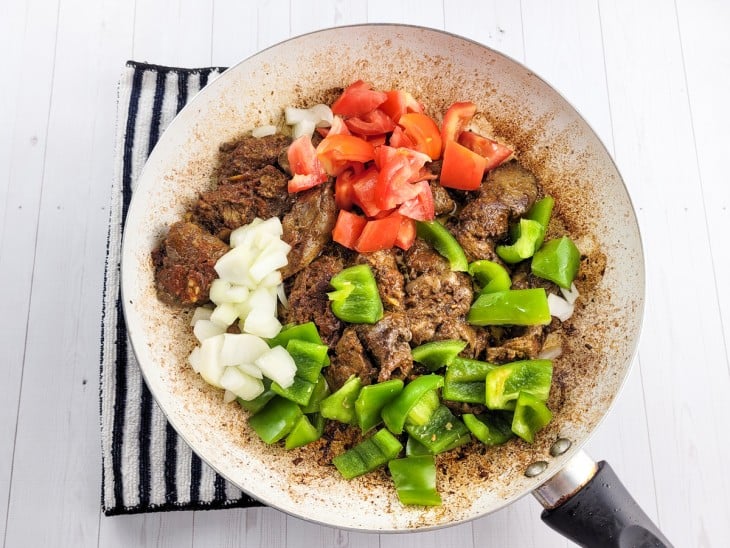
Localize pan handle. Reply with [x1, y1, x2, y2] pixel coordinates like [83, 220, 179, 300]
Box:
[533, 451, 673, 547]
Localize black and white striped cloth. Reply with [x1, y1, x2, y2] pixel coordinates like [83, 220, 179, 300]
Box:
[100, 62, 262, 515]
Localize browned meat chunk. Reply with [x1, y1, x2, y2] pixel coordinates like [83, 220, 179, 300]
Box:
[433, 319, 487, 359]
[281, 182, 337, 279]
[403, 239, 450, 280]
[486, 325, 546, 363]
[216, 134, 292, 182]
[356, 312, 413, 382]
[443, 400, 487, 415]
[152, 221, 229, 306]
[355, 249, 405, 311]
[430, 180, 456, 216]
[191, 165, 291, 240]
[326, 328, 377, 390]
[284, 255, 344, 346]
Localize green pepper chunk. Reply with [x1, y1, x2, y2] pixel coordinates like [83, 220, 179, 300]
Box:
[248, 396, 303, 444]
[416, 220, 469, 272]
[496, 219, 545, 264]
[382, 374, 444, 434]
[333, 428, 403, 479]
[237, 379, 276, 415]
[511, 391, 553, 443]
[268, 322, 330, 365]
[463, 411, 515, 446]
[443, 357, 496, 403]
[469, 260, 511, 294]
[328, 264, 383, 324]
[405, 405, 471, 454]
[355, 379, 404, 433]
[388, 455, 442, 506]
[285, 413, 325, 450]
[300, 374, 330, 414]
[485, 359, 553, 410]
[405, 436, 432, 456]
[531, 236, 581, 289]
[411, 340, 467, 371]
[320, 375, 362, 424]
[468, 288, 551, 326]
[271, 339, 329, 406]
[526, 196, 554, 233]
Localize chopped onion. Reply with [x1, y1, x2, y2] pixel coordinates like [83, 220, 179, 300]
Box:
[560, 282, 580, 305]
[255, 345, 297, 388]
[188, 346, 202, 373]
[309, 103, 334, 127]
[209, 279, 249, 305]
[251, 124, 277, 138]
[209, 302, 240, 327]
[537, 346, 563, 360]
[220, 333, 271, 367]
[277, 283, 288, 309]
[193, 319, 227, 342]
[259, 270, 282, 288]
[223, 390, 237, 404]
[292, 119, 316, 139]
[243, 307, 282, 338]
[197, 334, 226, 388]
[229, 218, 263, 248]
[548, 293, 574, 322]
[285, 104, 333, 129]
[237, 362, 264, 379]
[190, 306, 213, 326]
[220, 367, 265, 401]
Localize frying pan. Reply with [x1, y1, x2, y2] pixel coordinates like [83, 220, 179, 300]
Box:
[121, 24, 670, 545]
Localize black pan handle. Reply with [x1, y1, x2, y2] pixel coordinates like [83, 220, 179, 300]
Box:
[534, 451, 672, 547]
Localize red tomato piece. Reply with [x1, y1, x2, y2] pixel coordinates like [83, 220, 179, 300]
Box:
[331, 80, 388, 117]
[350, 167, 382, 218]
[458, 131, 513, 171]
[398, 112, 442, 160]
[379, 90, 424, 122]
[439, 139, 487, 190]
[335, 169, 356, 210]
[395, 216, 417, 250]
[440, 101, 477, 150]
[354, 214, 402, 253]
[287, 135, 328, 192]
[375, 146, 432, 210]
[398, 181, 435, 221]
[332, 209, 368, 250]
[345, 109, 396, 136]
[316, 134, 375, 176]
[389, 126, 415, 149]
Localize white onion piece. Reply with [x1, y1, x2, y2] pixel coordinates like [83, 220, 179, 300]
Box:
[251, 125, 277, 138]
[257, 216, 283, 237]
[259, 270, 282, 288]
[277, 283, 288, 309]
[292, 119, 316, 139]
[197, 334, 225, 388]
[255, 345, 297, 388]
[243, 307, 282, 338]
[246, 286, 278, 317]
[537, 346, 563, 360]
[190, 306, 213, 326]
[548, 293, 574, 322]
[220, 367, 265, 401]
[188, 346, 203, 373]
[223, 389, 237, 404]
[560, 282, 580, 305]
[310, 103, 334, 127]
[220, 333, 271, 367]
[193, 319, 227, 342]
[238, 362, 264, 379]
[248, 250, 289, 283]
[229, 218, 263, 248]
[209, 279, 249, 305]
[285, 106, 312, 125]
[215, 246, 255, 286]
[210, 302, 240, 327]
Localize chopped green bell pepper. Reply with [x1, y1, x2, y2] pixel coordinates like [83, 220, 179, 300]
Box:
[405, 436, 432, 456]
[485, 359, 553, 410]
[320, 375, 362, 424]
[526, 196, 554, 232]
[355, 379, 404, 433]
[443, 357, 496, 403]
[328, 264, 383, 324]
[388, 455, 442, 506]
[411, 340, 467, 371]
[531, 236, 581, 289]
[300, 374, 330, 414]
[333, 428, 403, 479]
[405, 405, 471, 454]
[496, 218, 545, 264]
[237, 379, 276, 415]
[511, 391, 553, 443]
[469, 260, 511, 294]
[381, 374, 444, 434]
[285, 413, 325, 450]
[268, 321, 330, 365]
[462, 411, 514, 446]
[248, 396, 303, 444]
[467, 288, 551, 326]
[271, 339, 329, 406]
[416, 220, 468, 272]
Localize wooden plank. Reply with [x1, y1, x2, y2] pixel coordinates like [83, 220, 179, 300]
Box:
[191, 507, 285, 548]
[444, 0, 525, 58]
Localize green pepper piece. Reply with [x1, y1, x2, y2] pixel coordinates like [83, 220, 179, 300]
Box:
[248, 396, 303, 444]
[443, 357, 496, 403]
[405, 405, 471, 454]
[381, 374, 444, 434]
[526, 196, 554, 232]
[388, 455, 442, 506]
[496, 219, 545, 264]
[485, 359, 553, 410]
[416, 220, 468, 272]
[320, 375, 362, 424]
[237, 379, 275, 415]
[469, 260, 511, 294]
[463, 411, 515, 446]
[271, 339, 329, 406]
[333, 428, 403, 480]
[285, 413, 325, 450]
[511, 391, 553, 443]
[467, 288, 551, 326]
[328, 264, 383, 324]
[268, 321, 330, 365]
[300, 374, 330, 414]
[355, 379, 404, 433]
[405, 436, 432, 456]
[531, 236, 581, 289]
[411, 340, 467, 371]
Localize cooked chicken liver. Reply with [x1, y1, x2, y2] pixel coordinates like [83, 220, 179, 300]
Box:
[355, 249, 405, 312]
[326, 327, 377, 390]
[355, 312, 413, 382]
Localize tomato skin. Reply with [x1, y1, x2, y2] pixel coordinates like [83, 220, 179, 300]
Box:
[354, 214, 403, 253]
[439, 139, 487, 190]
[332, 209, 368, 250]
[379, 90, 424, 122]
[394, 216, 417, 250]
[316, 134, 375, 176]
[440, 101, 477, 150]
[458, 131, 513, 171]
[331, 80, 388, 117]
[398, 112, 442, 160]
[350, 167, 382, 218]
[287, 135, 328, 192]
[375, 146, 432, 210]
[345, 109, 396, 136]
[397, 180, 435, 221]
[389, 126, 415, 149]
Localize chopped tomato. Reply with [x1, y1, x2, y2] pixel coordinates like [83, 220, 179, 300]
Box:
[398, 181, 435, 221]
[389, 126, 415, 149]
[395, 216, 417, 250]
[354, 214, 403, 253]
[440, 101, 477, 150]
[350, 167, 382, 217]
[366, 134, 387, 147]
[332, 210, 367, 250]
[375, 146, 431, 210]
[345, 109, 396, 136]
[316, 134, 375, 176]
[335, 169, 356, 210]
[458, 131, 513, 171]
[439, 139, 487, 190]
[287, 135, 328, 192]
[331, 80, 387, 117]
[379, 90, 423, 122]
[398, 112, 442, 160]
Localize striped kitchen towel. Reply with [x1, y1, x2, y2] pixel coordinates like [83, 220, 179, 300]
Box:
[99, 61, 263, 515]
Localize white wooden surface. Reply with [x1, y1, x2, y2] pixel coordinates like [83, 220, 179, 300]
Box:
[1, 0, 728, 546]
